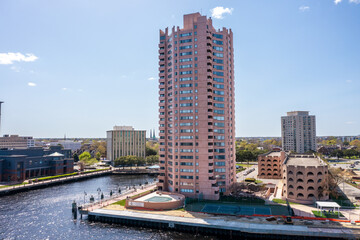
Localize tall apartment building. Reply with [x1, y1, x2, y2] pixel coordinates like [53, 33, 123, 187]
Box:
[157, 13, 236, 200]
[106, 126, 146, 162]
[281, 111, 316, 153]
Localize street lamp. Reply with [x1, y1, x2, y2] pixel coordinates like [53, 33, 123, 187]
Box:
[97, 187, 101, 203]
[84, 191, 87, 204]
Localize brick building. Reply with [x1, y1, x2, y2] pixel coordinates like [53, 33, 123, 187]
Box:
[257, 151, 286, 179]
[0, 146, 73, 182]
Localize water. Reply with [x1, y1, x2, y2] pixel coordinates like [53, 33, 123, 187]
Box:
[0, 175, 216, 240]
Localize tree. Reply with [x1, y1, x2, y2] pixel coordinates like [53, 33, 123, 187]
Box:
[236, 150, 255, 164]
[96, 152, 101, 160]
[350, 139, 360, 150]
[343, 149, 359, 158]
[136, 157, 146, 167]
[146, 155, 159, 165]
[330, 149, 344, 159]
[146, 146, 157, 156]
[114, 156, 127, 169]
[79, 151, 91, 161]
[73, 153, 79, 162]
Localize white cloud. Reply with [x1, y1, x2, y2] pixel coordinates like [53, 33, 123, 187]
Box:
[0, 52, 38, 65]
[148, 77, 156, 81]
[334, 0, 342, 4]
[62, 88, 67, 91]
[345, 121, 356, 125]
[349, 0, 360, 4]
[10, 66, 21, 72]
[346, 79, 353, 83]
[28, 82, 36, 87]
[299, 6, 310, 12]
[210, 7, 234, 19]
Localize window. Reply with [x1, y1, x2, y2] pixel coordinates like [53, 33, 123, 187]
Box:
[213, 90, 224, 95]
[213, 52, 224, 57]
[213, 71, 224, 76]
[213, 59, 224, 64]
[180, 71, 192, 75]
[180, 109, 193, 113]
[214, 110, 224, 114]
[213, 84, 224, 89]
[180, 122, 193, 126]
[180, 103, 192, 107]
[180, 77, 192, 82]
[214, 122, 225, 127]
[213, 97, 224, 101]
[180, 188, 194, 193]
[180, 136, 193, 139]
[180, 116, 193, 120]
[180, 32, 192, 37]
[215, 161, 225, 166]
[180, 39, 192, 43]
[180, 90, 193, 94]
[213, 116, 225, 121]
[180, 129, 193, 133]
[213, 78, 224, 83]
[212, 33, 223, 39]
[180, 169, 193, 172]
[179, 45, 192, 50]
[212, 40, 223, 45]
[180, 52, 192, 56]
[214, 103, 224, 108]
[180, 96, 193, 100]
[180, 84, 192, 88]
[213, 46, 223, 51]
[180, 64, 192, 69]
[180, 58, 192, 62]
[180, 162, 193, 166]
[213, 65, 224, 70]
[215, 168, 226, 172]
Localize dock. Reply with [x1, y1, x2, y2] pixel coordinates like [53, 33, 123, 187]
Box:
[88, 208, 359, 239]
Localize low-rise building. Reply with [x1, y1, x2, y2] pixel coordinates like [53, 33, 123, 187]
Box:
[0, 135, 35, 149]
[282, 154, 329, 204]
[258, 151, 286, 179]
[0, 146, 74, 182]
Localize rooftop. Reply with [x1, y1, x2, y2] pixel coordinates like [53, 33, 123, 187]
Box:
[267, 152, 282, 157]
[285, 154, 324, 167]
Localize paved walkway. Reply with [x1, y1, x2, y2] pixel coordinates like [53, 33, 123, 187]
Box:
[81, 182, 157, 212]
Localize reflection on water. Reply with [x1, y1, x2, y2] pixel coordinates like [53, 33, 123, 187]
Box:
[0, 175, 217, 240]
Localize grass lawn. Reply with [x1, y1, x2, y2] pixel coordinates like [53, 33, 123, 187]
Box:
[272, 198, 299, 205]
[113, 199, 126, 206]
[0, 182, 27, 189]
[255, 180, 263, 184]
[236, 163, 253, 167]
[312, 210, 344, 218]
[236, 168, 246, 173]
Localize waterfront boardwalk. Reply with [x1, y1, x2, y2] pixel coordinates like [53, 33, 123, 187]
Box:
[79, 182, 157, 214]
[0, 169, 113, 196]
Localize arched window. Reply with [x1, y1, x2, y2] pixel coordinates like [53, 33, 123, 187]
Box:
[296, 179, 303, 183]
[273, 164, 278, 167]
[261, 164, 265, 167]
[267, 164, 271, 167]
[274, 173, 278, 176]
[273, 159, 278, 162]
[267, 159, 271, 162]
[289, 178, 294, 182]
[261, 168, 265, 171]
[318, 179, 322, 183]
[296, 186, 304, 190]
[261, 173, 265, 176]
[267, 169, 272, 172]
[296, 171, 303, 176]
[307, 186, 314, 191]
[317, 172, 323, 176]
[289, 185, 294, 189]
[289, 192, 294, 196]
[308, 194, 315, 199]
[307, 179, 314, 183]
[297, 193, 304, 198]
[261, 159, 265, 162]
[267, 173, 272, 176]
[288, 171, 293, 175]
[307, 172, 314, 176]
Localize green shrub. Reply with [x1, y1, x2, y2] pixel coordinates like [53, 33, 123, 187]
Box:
[245, 178, 255, 182]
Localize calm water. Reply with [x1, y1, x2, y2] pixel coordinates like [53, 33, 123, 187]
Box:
[0, 175, 216, 240]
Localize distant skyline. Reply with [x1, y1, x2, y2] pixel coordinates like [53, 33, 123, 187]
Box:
[0, 0, 359, 138]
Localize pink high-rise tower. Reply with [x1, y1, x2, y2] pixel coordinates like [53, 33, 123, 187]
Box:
[157, 13, 236, 200]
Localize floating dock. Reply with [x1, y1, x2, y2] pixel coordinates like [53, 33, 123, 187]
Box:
[88, 209, 359, 239]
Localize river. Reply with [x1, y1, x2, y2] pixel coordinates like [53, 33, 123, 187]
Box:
[0, 175, 216, 240]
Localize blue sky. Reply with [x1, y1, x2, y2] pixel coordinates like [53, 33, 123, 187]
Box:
[0, 0, 359, 138]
